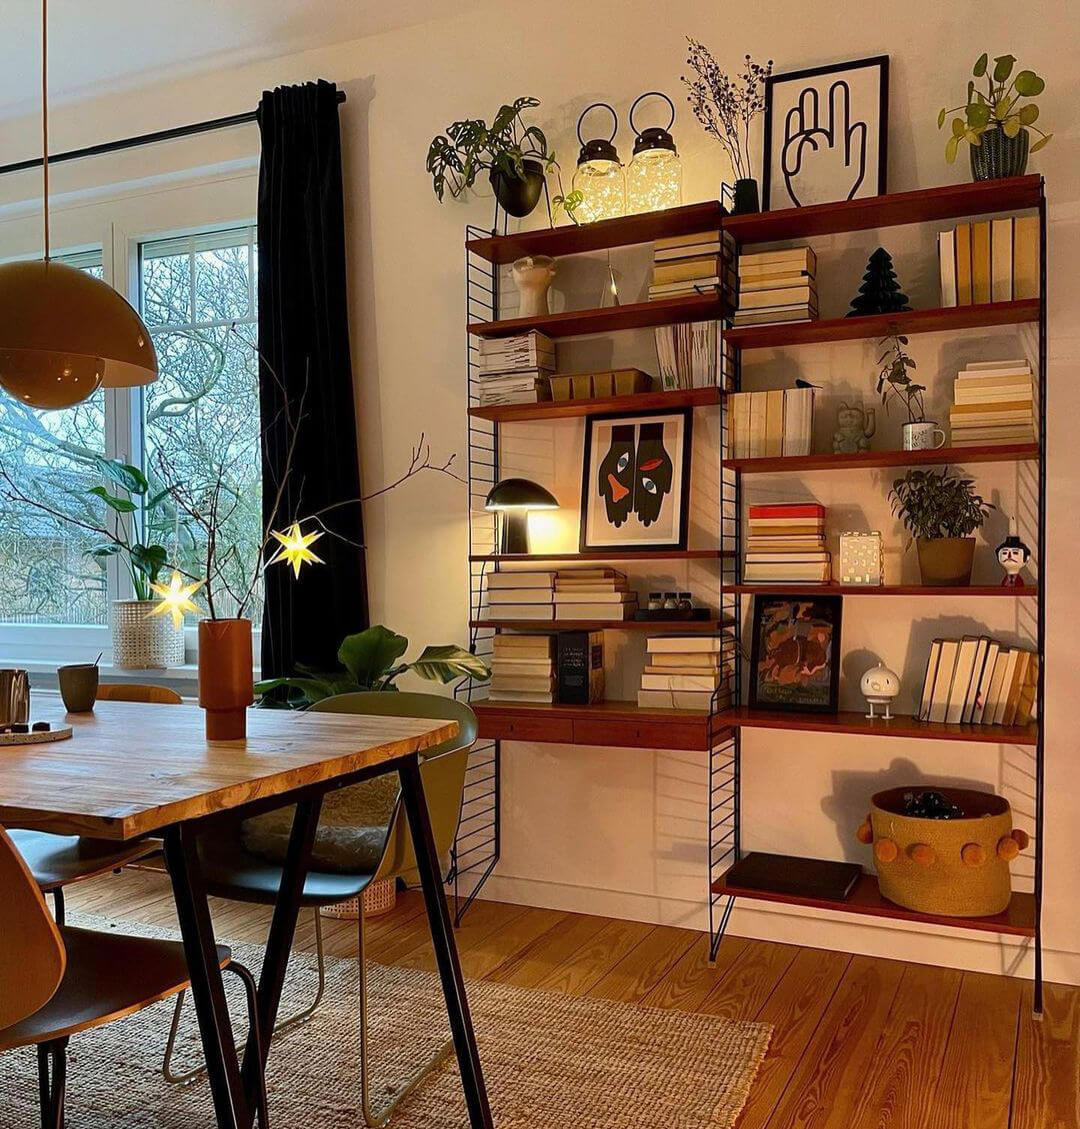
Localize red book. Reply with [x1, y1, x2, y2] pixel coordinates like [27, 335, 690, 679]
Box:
[748, 504, 826, 519]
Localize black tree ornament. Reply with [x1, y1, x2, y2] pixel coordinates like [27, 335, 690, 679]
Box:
[845, 246, 911, 317]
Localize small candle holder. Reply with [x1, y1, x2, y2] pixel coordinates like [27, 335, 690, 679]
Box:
[839, 531, 884, 586]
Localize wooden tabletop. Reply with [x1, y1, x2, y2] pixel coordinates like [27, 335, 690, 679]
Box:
[0, 701, 458, 841]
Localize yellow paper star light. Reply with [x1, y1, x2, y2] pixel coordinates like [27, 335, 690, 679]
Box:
[268, 521, 324, 578]
[148, 572, 205, 630]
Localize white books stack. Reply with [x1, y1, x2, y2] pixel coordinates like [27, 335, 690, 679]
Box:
[637, 636, 731, 711]
[481, 570, 555, 621]
[949, 360, 1036, 447]
[917, 635, 1039, 727]
[553, 569, 638, 622]
[734, 248, 817, 326]
[653, 321, 735, 390]
[728, 386, 815, 458]
[648, 228, 737, 302]
[488, 634, 555, 703]
[744, 503, 830, 583]
[475, 331, 555, 405]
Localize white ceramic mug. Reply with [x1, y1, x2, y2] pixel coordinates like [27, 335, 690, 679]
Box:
[902, 421, 946, 451]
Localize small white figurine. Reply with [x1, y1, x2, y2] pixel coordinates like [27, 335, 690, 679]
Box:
[861, 662, 900, 719]
[511, 254, 557, 318]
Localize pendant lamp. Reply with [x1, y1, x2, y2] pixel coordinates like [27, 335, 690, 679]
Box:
[0, 0, 157, 411]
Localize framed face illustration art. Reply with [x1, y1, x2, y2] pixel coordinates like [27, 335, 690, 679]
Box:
[748, 594, 843, 713]
[580, 409, 692, 553]
[762, 56, 889, 210]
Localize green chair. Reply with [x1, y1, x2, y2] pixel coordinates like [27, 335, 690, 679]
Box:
[162, 691, 476, 1127]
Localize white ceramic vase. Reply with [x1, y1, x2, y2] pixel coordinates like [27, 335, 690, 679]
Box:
[511, 255, 556, 317]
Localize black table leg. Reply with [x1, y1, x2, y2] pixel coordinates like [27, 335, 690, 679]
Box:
[398, 753, 494, 1129]
[164, 824, 250, 1129]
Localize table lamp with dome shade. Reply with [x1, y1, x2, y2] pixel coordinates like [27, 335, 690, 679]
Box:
[484, 478, 559, 555]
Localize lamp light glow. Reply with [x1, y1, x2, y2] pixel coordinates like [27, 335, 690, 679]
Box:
[149, 572, 204, 629]
[268, 521, 324, 578]
[484, 478, 559, 555]
[626, 91, 682, 214]
[572, 102, 625, 224]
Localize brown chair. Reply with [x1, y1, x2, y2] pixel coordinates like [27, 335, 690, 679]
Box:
[14, 682, 180, 923]
[0, 825, 268, 1127]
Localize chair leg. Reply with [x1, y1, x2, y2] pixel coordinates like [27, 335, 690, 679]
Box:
[51, 887, 65, 928]
[226, 962, 270, 1129]
[357, 907, 454, 1128]
[36, 1039, 67, 1129]
[163, 909, 327, 1086]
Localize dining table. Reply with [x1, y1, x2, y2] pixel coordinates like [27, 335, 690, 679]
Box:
[0, 699, 494, 1129]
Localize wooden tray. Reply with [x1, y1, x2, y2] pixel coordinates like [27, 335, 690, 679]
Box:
[0, 725, 74, 747]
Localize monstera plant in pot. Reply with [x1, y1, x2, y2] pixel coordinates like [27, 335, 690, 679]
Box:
[890, 467, 994, 586]
[427, 96, 555, 218]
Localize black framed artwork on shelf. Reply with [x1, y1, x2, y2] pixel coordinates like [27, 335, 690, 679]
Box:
[761, 55, 889, 211]
[748, 593, 843, 713]
[579, 408, 692, 553]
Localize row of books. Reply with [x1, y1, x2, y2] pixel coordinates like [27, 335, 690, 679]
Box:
[474, 331, 555, 406]
[949, 360, 1036, 447]
[937, 216, 1039, 308]
[653, 321, 734, 391]
[728, 387, 815, 459]
[734, 247, 817, 327]
[917, 636, 1038, 727]
[744, 503, 831, 583]
[637, 635, 731, 711]
[648, 228, 737, 303]
[488, 633, 555, 704]
[481, 568, 639, 622]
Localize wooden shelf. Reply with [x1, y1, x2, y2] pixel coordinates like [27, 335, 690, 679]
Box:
[723, 175, 1042, 245]
[724, 443, 1040, 474]
[470, 549, 730, 563]
[712, 867, 1036, 938]
[466, 201, 726, 264]
[469, 385, 722, 422]
[726, 584, 1036, 597]
[717, 706, 1037, 745]
[725, 299, 1040, 351]
[468, 292, 725, 339]
[472, 617, 728, 632]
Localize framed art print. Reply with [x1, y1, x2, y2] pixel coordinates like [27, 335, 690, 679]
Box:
[580, 409, 692, 553]
[762, 56, 889, 210]
[748, 594, 843, 713]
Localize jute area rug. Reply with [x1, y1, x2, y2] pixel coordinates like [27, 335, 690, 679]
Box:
[0, 914, 772, 1128]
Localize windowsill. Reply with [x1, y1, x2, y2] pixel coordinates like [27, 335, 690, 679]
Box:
[3, 658, 260, 697]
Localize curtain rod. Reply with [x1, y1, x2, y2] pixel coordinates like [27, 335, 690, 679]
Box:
[0, 88, 347, 177]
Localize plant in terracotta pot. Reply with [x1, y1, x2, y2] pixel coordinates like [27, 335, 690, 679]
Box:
[890, 467, 994, 586]
[427, 97, 555, 218]
[938, 53, 1052, 180]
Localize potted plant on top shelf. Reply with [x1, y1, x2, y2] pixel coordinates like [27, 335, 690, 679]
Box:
[890, 467, 993, 586]
[938, 53, 1052, 181]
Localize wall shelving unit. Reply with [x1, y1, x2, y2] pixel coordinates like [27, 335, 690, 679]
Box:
[454, 174, 1046, 1012]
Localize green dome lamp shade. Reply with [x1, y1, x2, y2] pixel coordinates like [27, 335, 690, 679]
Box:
[484, 478, 559, 555]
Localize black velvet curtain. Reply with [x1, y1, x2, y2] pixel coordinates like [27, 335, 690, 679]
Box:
[257, 80, 368, 677]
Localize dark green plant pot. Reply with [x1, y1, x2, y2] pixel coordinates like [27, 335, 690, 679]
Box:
[731, 178, 760, 215]
[489, 158, 545, 218]
[916, 537, 975, 587]
[970, 126, 1029, 181]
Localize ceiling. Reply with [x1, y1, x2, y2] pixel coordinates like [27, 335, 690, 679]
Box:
[0, 0, 456, 115]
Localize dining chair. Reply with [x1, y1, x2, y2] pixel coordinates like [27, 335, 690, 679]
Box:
[163, 691, 477, 1127]
[13, 682, 181, 924]
[0, 825, 269, 1128]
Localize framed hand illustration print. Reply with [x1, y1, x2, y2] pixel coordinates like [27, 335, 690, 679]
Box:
[580, 409, 692, 553]
[762, 56, 889, 210]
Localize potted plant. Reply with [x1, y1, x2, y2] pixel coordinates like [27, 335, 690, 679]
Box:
[890, 467, 993, 586]
[874, 332, 943, 451]
[427, 97, 555, 218]
[938, 53, 1052, 180]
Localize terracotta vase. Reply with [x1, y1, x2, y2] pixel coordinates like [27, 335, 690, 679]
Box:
[198, 618, 253, 740]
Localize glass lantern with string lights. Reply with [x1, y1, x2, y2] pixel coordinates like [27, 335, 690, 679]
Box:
[571, 102, 625, 223]
[626, 91, 682, 214]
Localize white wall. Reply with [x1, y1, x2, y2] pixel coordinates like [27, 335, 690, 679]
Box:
[1, 0, 1077, 982]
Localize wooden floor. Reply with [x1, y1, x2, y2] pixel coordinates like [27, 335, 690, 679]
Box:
[70, 869, 1079, 1128]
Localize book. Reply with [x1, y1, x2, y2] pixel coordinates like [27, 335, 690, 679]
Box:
[971, 220, 991, 304]
[991, 217, 1014, 302]
[938, 229, 957, 307]
[652, 256, 721, 285]
[764, 389, 785, 458]
[647, 635, 726, 654]
[748, 390, 767, 458]
[957, 361, 1032, 378]
[991, 649, 1022, 724]
[744, 553, 831, 563]
[549, 590, 634, 604]
[943, 635, 978, 724]
[654, 240, 722, 261]
[731, 391, 750, 459]
[1013, 215, 1040, 300]
[487, 571, 555, 589]
[1014, 654, 1039, 726]
[647, 652, 722, 669]
[640, 673, 721, 691]
[749, 504, 826, 519]
[918, 641, 942, 721]
[557, 567, 624, 580]
[970, 640, 1001, 724]
[723, 852, 861, 902]
[554, 602, 635, 620]
[556, 630, 604, 705]
[739, 247, 816, 272]
[731, 311, 815, 326]
[487, 688, 554, 704]
[649, 275, 721, 295]
[928, 639, 959, 723]
[738, 285, 817, 309]
[492, 635, 553, 654]
[1001, 650, 1031, 726]
[782, 387, 814, 457]
[487, 588, 555, 605]
[982, 649, 1012, 722]
[738, 272, 812, 292]
[636, 688, 718, 710]
[656, 229, 722, 250]
[482, 604, 554, 621]
[490, 673, 556, 692]
[962, 636, 991, 724]
[955, 223, 972, 306]
[743, 563, 831, 581]
[491, 658, 554, 675]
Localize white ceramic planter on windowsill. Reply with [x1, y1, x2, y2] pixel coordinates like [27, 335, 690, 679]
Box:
[111, 599, 185, 669]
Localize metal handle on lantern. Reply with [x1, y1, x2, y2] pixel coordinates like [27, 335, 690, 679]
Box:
[628, 91, 675, 137]
[576, 101, 619, 149]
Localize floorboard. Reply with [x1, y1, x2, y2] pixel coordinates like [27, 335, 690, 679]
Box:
[1011, 982, 1080, 1129]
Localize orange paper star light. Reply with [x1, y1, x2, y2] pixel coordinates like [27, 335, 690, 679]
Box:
[268, 521, 324, 578]
[149, 572, 204, 629]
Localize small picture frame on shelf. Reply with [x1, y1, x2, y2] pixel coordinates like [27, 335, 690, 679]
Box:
[579, 408, 692, 553]
[748, 594, 843, 713]
[762, 55, 889, 211]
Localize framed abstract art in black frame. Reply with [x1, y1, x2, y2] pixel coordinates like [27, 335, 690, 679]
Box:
[748, 593, 843, 713]
[761, 56, 889, 211]
[579, 408, 692, 553]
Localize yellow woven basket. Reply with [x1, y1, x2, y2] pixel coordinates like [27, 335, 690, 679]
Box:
[856, 787, 1030, 917]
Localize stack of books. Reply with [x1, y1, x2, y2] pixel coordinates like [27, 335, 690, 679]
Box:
[475, 331, 555, 406]
[648, 229, 737, 303]
[481, 570, 554, 621]
[918, 636, 1039, 726]
[734, 248, 817, 326]
[728, 386, 815, 458]
[949, 360, 1036, 447]
[744, 503, 830, 583]
[637, 636, 731, 711]
[938, 216, 1040, 307]
[654, 321, 735, 390]
[488, 634, 555, 704]
[553, 569, 638, 622]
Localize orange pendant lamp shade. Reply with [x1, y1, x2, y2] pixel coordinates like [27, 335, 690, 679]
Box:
[0, 259, 158, 410]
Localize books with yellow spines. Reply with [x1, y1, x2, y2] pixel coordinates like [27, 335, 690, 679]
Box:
[927, 639, 960, 723]
[990, 649, 1022, 724]
[636, 688, 727, 711]
[738, 247, 817, 274]
[1001, 650, 1032, 726]
[731, 307, 816, 326]
[982, 648, 1012, 722]
[646, 635, 726, 654]
[1014, 654, 1039, 726]
[971, 221, 991, 305]
[652, 257, 722, 285]
[482, 603, 555, 621]
[738, 272, 813, 293]
[552, 590, 635, 604]
[647, 652, 722, 669]
[991, 218, 1014, 302]
[492, 634, 553, 655]
[970, 640, 1001, 724]
[738, 284, 817, 309]
[655, 229, 722, 250]
[764, 389, 785, 458]
[955, 223, 972, 306]
[945, 636, 981, 725]
[1013, 215, 1040, 300]
[490, 673, 556, 693]
[640, 672, 722, 691]
[486, 570, 554, 589]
